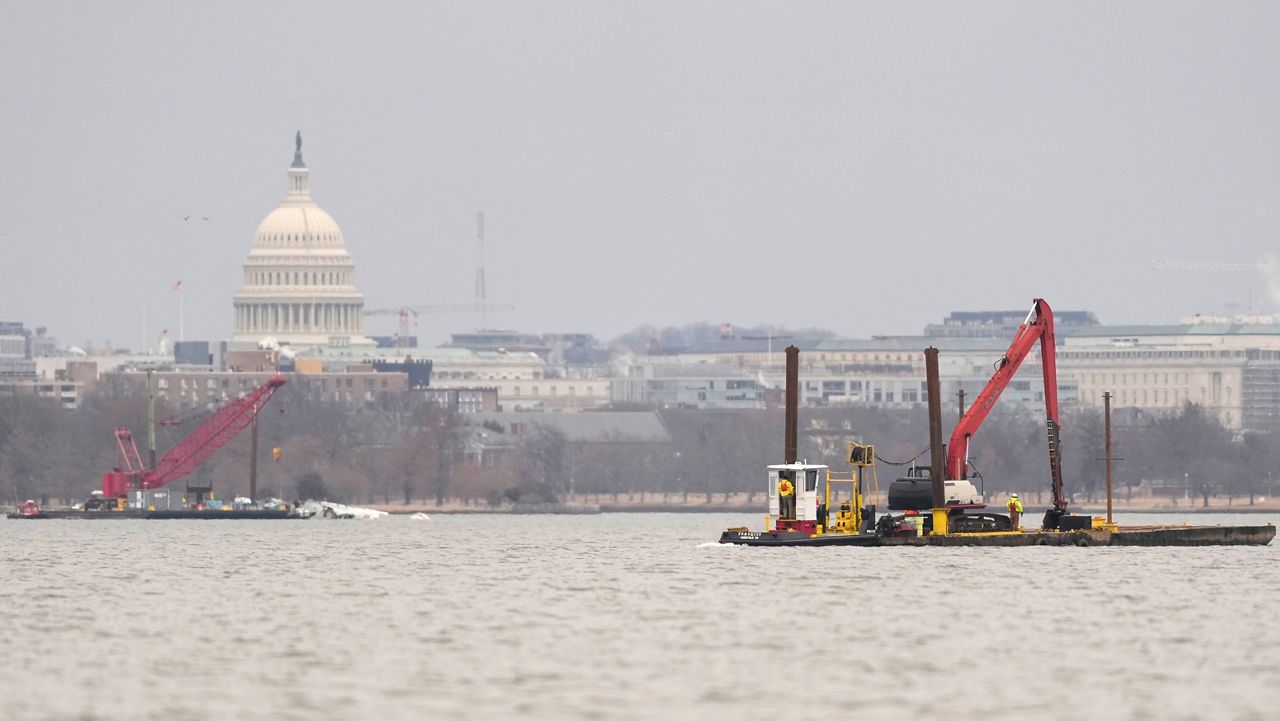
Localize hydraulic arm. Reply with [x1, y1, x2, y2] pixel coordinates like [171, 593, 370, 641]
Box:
[944, 299, 1066, 512]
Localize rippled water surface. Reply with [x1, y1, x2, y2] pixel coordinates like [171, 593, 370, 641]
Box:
[3, 511, 1279, 721]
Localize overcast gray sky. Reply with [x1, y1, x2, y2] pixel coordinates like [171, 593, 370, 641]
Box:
[3, 1, 1280, 349]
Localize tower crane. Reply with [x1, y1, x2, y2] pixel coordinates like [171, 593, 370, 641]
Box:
[364, 303, 514, 348]
[366, 211, 515, 348]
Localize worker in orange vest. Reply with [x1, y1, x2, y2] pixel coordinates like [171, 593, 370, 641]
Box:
[1007, 493, 1023, 530]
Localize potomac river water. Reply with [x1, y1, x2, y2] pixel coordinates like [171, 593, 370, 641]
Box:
[2, 511, 1278, 721]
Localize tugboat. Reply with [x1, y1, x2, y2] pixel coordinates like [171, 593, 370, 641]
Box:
[8, 499, 48, 519]
[720, 345, 884, 547]
[720, 451, 882, 547]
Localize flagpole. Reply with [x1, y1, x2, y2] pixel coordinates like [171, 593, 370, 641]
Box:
[180, 286, 184, 342]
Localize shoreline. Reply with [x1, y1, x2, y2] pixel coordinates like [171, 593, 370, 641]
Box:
[367, 500, 1280, 516]
[10, 494, 1277, 517]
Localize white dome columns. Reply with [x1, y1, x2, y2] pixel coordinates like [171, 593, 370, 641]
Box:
[233, 300, 364, 336]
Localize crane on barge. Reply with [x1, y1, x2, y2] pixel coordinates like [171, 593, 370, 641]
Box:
[720, 300, 1276, 546]
[946, 297, 1069, 527]
[99, 376, 287, 508]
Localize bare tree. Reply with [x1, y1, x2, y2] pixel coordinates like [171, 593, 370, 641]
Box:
[1063, 408, 1105, 502]
[409, 403, 466, 506]
[523, 424, 569, 494]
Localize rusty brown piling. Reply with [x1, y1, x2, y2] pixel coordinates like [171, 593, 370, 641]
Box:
[784, 345, 799, 464]
[1104, 391, 1114, 524]
[249, 414, 259, 501]
[925, 347, 946, 508]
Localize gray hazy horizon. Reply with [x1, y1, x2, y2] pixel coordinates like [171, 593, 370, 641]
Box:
[4, 2, 1280, 350]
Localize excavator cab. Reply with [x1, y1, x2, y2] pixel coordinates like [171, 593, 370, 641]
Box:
[887, 467, 984, 511]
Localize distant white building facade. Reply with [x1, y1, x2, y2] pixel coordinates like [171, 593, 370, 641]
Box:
[1058, 322, 1280, 431]
[621, 337, 1061, 411]
[232, 132, 373, 349]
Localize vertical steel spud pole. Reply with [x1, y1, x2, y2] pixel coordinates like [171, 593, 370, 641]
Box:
[785, 345, 799, 464]
[925, 347, 945, 508]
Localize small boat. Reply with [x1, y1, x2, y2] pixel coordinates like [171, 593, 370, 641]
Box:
[6, 499, 48, 519]
[719, 451, 885, 547]
[410, 512, 430, 521]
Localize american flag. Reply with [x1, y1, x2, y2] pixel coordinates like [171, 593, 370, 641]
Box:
[171, 280, 183, 293]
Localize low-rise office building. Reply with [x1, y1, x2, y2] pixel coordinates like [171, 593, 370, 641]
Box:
[610, 361, 766, 410]
[627, 335, 1068, 411]
[1057, 323, 1280, 431]
[295, 343, 609, 412]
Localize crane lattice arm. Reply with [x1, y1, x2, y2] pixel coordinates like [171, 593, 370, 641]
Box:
[945, 298, 1066, 512]
[138, 376, 287, 490]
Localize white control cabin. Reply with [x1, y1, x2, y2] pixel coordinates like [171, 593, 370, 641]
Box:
[768, 463, 828, 522]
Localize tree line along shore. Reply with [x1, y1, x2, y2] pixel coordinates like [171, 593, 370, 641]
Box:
[3, 380, 1276, 510]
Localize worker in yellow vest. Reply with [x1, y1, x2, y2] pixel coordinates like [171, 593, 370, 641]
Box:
[778, 476, 796, 520]
[1007, 493, 1023, 530]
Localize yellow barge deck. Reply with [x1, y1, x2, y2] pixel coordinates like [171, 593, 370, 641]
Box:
[720, 523, 1275, 547]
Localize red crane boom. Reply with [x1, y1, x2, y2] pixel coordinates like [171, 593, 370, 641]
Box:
[102, 376, 287, 496]
[945, 298, 1066, 512]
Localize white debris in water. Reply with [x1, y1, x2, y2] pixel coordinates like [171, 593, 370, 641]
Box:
[299, 500, 389, 520]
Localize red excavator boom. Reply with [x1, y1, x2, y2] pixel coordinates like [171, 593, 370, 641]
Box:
[101, 376, 287, 496]
[944, 298, 1066, 512]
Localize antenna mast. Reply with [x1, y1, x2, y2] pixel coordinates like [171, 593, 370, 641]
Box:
[475, 211, 488, 330]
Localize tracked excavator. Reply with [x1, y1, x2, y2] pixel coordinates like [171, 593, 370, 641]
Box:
[950, 298, 1070, 529]
[888, 298, 1073, 531]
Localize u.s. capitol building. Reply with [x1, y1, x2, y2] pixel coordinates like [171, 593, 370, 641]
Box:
[232, 133, 373, 348]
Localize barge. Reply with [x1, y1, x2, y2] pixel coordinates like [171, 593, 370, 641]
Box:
[719, 301, 1275, 549]
[720, 522, 1276, 547]
[10, 375, 298, 522]
[8, 508, 299, 520]
[6, 497, 300, 520]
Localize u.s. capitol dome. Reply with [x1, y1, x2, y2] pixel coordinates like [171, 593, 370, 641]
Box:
[232, 132, 374, 348]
